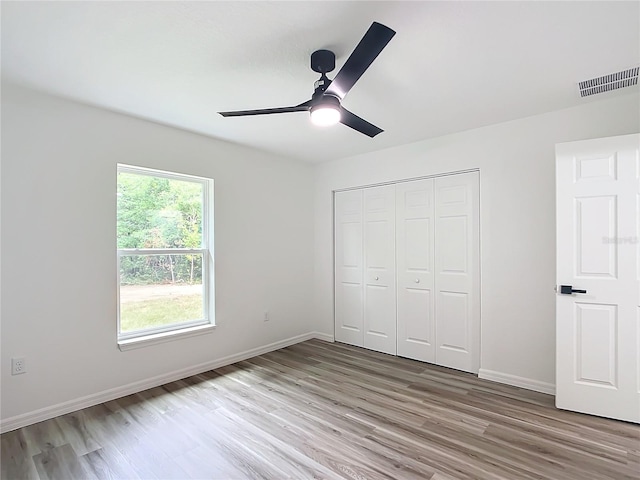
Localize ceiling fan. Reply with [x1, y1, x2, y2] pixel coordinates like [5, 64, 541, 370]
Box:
[218, 22, 396, 137]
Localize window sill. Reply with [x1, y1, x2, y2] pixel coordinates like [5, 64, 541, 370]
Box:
[118, 324, 215, 351]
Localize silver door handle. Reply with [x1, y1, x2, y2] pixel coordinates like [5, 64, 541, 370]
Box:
[415, 279, 420, 283]
[374, 276, 379, 281]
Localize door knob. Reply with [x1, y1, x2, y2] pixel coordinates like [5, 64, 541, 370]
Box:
[415, 279, 420, 283]
[375, 276, 379, 281]
[559, 285, 587, 294]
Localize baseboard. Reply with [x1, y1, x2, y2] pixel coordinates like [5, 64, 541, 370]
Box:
[310, 331, 335, 343]
[478, 368, 556, 395]
[1, 331, 327, 434]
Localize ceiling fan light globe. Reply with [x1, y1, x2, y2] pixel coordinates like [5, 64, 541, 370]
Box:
[310, 106, 341, 127]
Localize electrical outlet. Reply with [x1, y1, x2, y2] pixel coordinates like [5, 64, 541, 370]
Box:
[263, 311, 270, 322]
[11, 357, 26, 375]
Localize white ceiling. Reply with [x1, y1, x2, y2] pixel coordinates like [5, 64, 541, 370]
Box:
[2, 1, 639, 163]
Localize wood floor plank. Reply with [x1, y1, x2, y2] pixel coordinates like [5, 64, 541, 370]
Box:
[32, 443, 93, 480]
[19, 418, 68, 457]
[269, 405, 438, 479]
[78, 445, 142, 480]
[0, 429, 40, 480]
[53, 410, 102, 457]
[172, 445, 250, 480]
[83, 405, 163, 479]
[2, 339, 638, 480]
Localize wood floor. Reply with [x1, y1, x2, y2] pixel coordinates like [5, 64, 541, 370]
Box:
[2, 339, 639, 480]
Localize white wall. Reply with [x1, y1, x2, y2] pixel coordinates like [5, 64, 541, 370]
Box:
[313, 92, 640, 390]
[2, 83, 638, 430]
[0, 84, 315, 427]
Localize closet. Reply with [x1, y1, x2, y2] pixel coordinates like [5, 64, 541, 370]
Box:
[334, 171, 480, 373]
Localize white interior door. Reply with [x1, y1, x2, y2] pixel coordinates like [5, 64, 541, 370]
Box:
[334, 189, 364, 347]
[434, 172, 480, 373]
[556, 133, 639, 423]
[363, 185, 397, 355]
[396, 179, 436, 362]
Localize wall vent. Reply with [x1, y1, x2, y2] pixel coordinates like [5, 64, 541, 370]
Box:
[578, 67, 639, 97]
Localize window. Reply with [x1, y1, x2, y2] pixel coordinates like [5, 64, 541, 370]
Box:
[117, 164, 214, 347]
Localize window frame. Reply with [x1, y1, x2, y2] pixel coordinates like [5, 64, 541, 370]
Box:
[116, 164, 215, 347]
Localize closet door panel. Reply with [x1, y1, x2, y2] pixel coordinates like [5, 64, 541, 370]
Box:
[434, 172, 480, 373]
[335, 190, 364, 347]
[396, 179, 436, 362]
[364, 185, 397, 355]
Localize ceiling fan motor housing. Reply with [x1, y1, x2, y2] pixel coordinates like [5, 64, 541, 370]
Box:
[311, 49, 336, 74]
[311, 93, 340, 112]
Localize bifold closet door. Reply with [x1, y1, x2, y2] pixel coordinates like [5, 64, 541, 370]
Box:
[363, 185, 397, 354]
[334, 190, 364, 346]
[396, 179, 436, 363]
[434, 172, 480, 373]
[336, 174, 478, 367]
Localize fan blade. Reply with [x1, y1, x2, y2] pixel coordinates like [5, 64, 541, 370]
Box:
[339, 107, 383, 137]
[325, 22, 395, 100]
[219, 100, 311, 117]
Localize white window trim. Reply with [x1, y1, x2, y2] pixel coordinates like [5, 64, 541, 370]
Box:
[116, 164, 215, 349]
[118, 324, 216, 351]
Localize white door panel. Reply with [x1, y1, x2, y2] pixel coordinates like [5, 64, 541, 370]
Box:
[574, 302, 617, 387]
[396, 179, 436, 362]
[575, 195, 617, 277]
[556, 133, 639, 423]
[434, 172, 480, 373]
[364, 185, 396, 355]
[334, 190, 364, 346]
[437, 291, 469, 353]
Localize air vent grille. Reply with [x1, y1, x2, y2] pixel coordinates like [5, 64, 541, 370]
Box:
[578, 67, 639, 97]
